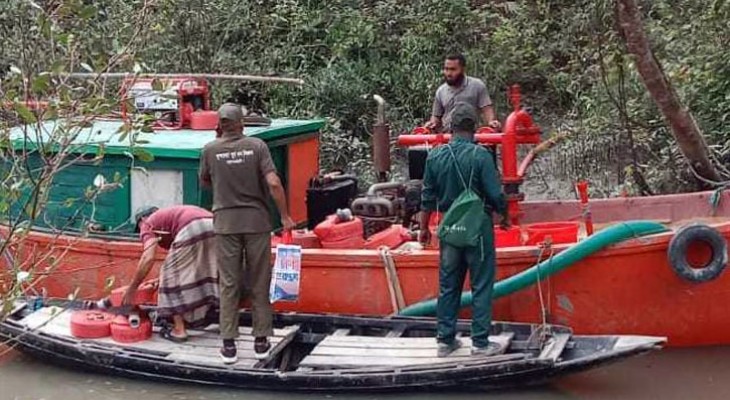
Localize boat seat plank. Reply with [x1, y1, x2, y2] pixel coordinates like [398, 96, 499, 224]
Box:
[331, 329, 351, 336]
[306, 332, 514, 350]
[538, 333, 571, 362]
[301, 332, 514, 369]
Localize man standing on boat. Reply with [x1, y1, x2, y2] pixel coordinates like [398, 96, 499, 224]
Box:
[199, 103, 296, 364]
[419, 102, 508, 357]
[425, 54, 501, 132]
[122, 205, 219, 342]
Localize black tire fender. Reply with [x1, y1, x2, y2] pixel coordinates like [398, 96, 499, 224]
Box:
[667, 224, 728, 283]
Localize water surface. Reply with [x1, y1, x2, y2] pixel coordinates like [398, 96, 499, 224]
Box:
[2, 347, 729, 400]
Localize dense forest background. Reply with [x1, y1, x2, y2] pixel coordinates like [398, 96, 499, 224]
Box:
[1, 0, 728, 198]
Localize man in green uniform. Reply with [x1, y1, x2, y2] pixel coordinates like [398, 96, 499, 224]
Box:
[418, 102, 508, 357]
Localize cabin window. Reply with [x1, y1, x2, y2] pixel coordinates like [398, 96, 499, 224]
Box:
[130, 169, 184, 214]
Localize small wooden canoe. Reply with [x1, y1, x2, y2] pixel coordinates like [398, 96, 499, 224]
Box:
[0, 299, 665, 392]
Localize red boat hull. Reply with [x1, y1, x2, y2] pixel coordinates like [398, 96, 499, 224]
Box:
[2, 190, 729, 347]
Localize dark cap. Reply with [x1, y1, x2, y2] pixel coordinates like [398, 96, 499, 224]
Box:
[450, 102, 477, 132]
[218, 103, 243, 121]
[133, 206, 159, 231]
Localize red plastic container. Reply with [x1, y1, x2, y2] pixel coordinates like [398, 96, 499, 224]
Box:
[525, 222, 579, 245]
[364, 225, 409, 250]
[292, 229, 321, 248]
[110, 282, 157, 307]
[190, 110, 219, 130]
[314, 215, 363, 242]
[110, 314, 153, 343]
[495, 226, 523, 247]
[70, 310, 114, 339]
[321, 235, 366, 249]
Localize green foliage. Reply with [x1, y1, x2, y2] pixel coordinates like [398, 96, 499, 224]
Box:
[0, 0, 156, 309]
[1, 0, 728, 193]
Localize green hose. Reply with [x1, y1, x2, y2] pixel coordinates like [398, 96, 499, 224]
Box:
[398, 220, 668, 317]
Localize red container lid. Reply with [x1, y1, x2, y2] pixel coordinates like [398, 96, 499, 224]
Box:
[70, 310, 114, 339]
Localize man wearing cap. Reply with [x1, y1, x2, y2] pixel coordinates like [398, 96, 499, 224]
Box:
[199, 103, 296, 364]
[425, 54, 501, 132]
[419, 102, 509, 358]
[122, 205, 218, 342]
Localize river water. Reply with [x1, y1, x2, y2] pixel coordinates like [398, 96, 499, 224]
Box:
[2, 346, 730, 400]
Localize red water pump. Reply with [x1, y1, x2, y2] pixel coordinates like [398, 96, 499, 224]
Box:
[397, 85, 542, 225]
[120, 77, 219, 130]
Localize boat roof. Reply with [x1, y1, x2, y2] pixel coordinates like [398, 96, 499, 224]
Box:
[8, 118, 325, 159]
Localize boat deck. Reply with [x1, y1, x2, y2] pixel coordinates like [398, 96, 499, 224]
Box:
[297, 331, 513, 370]
[19, 307, 300, 369]
[17, 307, 517, 370]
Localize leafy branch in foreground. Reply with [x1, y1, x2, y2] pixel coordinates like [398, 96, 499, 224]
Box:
[0, 0, 160, 323]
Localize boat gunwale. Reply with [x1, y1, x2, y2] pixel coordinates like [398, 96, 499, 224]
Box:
[8, 219, 730, 267]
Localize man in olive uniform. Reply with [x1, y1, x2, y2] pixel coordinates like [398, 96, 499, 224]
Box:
[200, 103, 295, 364]
[418, 102, 508, 357]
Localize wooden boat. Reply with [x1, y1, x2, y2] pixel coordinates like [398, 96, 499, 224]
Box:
[0, 299, 665, 392]
[2, 80, 728, 347]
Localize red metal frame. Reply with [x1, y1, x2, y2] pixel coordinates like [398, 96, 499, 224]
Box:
[396, 85, 541, 224]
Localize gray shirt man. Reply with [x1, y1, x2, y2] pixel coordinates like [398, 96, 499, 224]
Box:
[431, 76, 493, 132]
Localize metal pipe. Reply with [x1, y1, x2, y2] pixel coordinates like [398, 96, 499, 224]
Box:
[373, 95, 386, 125]
[502, 109, 534, 183]
[366, 182, 403, 197]
[371, 94, 390, 182]
[396, 132, 540, 147]
[351, 197, 395, 216]
[60, 73, 305, 86]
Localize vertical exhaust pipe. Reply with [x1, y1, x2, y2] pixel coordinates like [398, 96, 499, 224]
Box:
[372, 95, 391, 182]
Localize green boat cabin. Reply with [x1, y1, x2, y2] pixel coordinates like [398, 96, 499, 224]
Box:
[5, 118, 323, 235]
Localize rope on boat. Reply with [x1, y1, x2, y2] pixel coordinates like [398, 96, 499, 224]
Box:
[532, 240, 556, 350]
[379, 247, 405, 314]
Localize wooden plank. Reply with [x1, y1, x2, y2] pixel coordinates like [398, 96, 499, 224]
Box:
[538, 333, 571, 362]
[299, 351, 521, 369]
[303, 353, 528, 374]
[385, 326, 406, 338]
[331, 329, 351, 336]
[108, 336, 275, 358]
[301, 332, 516, 369]
[311, 345, 476, 358]
[311, 332, 514, 349]
[198, 324, 298, 338]
[166, 352, 257, 368]
[380, 249, 405, 312]
[21, 308, 73, 336]
[488, 332, 514, 355]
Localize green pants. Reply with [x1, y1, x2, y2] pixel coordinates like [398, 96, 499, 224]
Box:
[437, 234, 495, 348]
[217, 232, 273, 340]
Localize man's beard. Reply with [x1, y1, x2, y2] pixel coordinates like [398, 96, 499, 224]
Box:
[445, 73, 465, 86]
